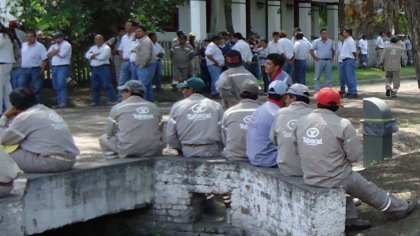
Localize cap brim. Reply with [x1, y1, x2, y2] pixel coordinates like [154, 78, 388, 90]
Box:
[176, 82, 188, 90]
[117, 85, 128, 90]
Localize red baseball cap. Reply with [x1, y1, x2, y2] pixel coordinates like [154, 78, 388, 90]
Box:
[315, 88, 343, 107]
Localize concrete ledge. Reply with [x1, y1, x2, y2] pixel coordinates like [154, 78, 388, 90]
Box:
[0, 157, 346, 235]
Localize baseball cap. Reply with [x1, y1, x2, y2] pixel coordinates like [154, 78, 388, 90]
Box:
[188, 32, 196, 37]
[177, 77, 205, 91]
[268, 80, 288, 95]
[315, 87, 342, 107]
[287, 83, 310, 98]
[118, 80, 145, 94]
[225, 50, 242, 67]
[240, 79, 259, 96]
[52, 31, 65, 38]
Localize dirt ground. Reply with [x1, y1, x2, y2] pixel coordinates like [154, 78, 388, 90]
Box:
[46, 78, 420, 235]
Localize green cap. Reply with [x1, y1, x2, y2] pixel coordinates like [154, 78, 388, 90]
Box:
[177, 77, 205, 91]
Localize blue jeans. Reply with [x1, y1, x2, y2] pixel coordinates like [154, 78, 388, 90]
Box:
[283, 60, 293, 78]
[130, 62, 138, 81]
[339, 62, 347, 93]
[19, 67, 43, 101]
[10, 67, 22, 90]
[207, 64, 222, 96]
[153, 61, 162, 89]
[360, 54, 368, 68]
[313, 59, 333, 91]
[118, 61, 132, 98]
[136, 63, 157, 101]
[51, 65, 70, 106]
[91, 65, 115, 104]
[294, 60, 307, 84]
[343, 58, 357, 94]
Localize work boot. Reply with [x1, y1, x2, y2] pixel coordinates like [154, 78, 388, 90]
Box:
[345, 218, 372, 231]
[388, 199, 417, 220]
[390, 90, 397, 98]
[385, 86, 391, 97]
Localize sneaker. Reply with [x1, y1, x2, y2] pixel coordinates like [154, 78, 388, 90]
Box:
[90, 102, 98, 106]
[345, 218, 372, 231]
[386, 88, 391, 97]
[390, 91, 397, 98]
[388, 199, 417, 220]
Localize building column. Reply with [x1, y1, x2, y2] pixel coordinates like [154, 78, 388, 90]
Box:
[232, 0, 247, 35]
[327, 4, 339, 41]
[311, 5, 320, 40]
[267, 0, 282, 37]
[190, 0, 207, 40]
[299, 2, 312, 40]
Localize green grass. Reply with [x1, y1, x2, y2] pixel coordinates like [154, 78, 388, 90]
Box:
[259, 66, 416, 87]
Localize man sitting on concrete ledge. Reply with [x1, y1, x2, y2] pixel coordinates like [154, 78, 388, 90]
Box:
[0, 149, 20, 197]
[100, 80, 164, 159]
[166, 77, 223, 157]
[0, 88, 79, 173]
[294, 88, 417, 231]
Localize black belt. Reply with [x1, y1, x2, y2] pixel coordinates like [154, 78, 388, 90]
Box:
[0, 181, 13, 186]
[183, 143, 215, 147]
[52, 65, 70, 67]
[22, 66, 41, 69]
[343, 58, 354, 61]
[90, 64, 109, 68]
[319, 58, 331, 60]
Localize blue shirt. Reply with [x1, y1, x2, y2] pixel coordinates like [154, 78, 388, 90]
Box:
[246, 101, 280, 167]
[311, 38, 335, 59]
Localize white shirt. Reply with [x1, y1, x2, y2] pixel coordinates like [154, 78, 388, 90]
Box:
[339, 37, 357, 60]
[129, 39, 140, 62]
[205, 42, 224, 66]
[232, 39, 253, 63]
[294, 39, 312, 60]
[0, 34, 16, 63]
[267, 40, 282, 54]
[118, 33, 135, 60]
[84, 43, 111, 66]
[278, 38, 294, 59]
[21, 41, 47, 68]
[48, 40, 72, 66]
[375, 36, 385, 49]
[152, 42, 165, 62]
[358, 39, 368, 55]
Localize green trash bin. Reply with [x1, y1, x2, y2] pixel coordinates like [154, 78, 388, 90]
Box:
[362, 98, 397, 167]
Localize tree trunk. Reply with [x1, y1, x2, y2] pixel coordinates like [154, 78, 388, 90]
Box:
[402, 0, 420, 87]
[224, 0, 235, 34]
[338, 0, 345, 31]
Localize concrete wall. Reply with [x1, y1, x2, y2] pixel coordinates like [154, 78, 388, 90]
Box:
[0, 157, 346, 235]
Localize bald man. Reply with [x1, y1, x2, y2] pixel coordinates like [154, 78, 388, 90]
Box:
[85, 34, 116, 106]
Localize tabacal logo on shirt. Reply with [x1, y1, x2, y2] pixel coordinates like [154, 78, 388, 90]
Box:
[49, 113, 67, 130]
[303, 127, 323, 146]
[187, 104, 211, 121]
[282, 119, 297, 138]
[133, 106, 154, 120]
[239, 115, 252, 130]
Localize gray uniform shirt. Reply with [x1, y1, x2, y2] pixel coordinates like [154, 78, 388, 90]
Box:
[170, 43, 195, 68]
[106, 96, 164, 157]
[166, 93, 223, 149]
[216, 66, 258, 109]
[0, 105, 79, 160]
[294, 109, 361, 187]
[222, 99, 260, 161]
[135, 36, 154, 67]
[381, 43, 403, 72]
[269, 102, 313, 176]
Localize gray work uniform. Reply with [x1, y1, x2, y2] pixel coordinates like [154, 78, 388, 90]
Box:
[216, 66, 257, 109]
[100, 95, 164, 158]
[0, 149, 20, 197]
[269, 102, 312, 176]
[380, 42, 403, 91]
[170, 43, 195, 84]
[295, 109, 409, 218]
[222, 99, 260, 161]
[0, 104, 79, 173]
[166, 93, 223, 157]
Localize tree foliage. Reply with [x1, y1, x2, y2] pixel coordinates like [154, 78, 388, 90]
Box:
[9, 0, 186, 44]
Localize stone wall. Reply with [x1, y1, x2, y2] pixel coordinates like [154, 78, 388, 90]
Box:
[0, 157, 346, 236]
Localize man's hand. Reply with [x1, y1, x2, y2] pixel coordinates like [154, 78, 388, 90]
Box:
[4, 107, 19, 119]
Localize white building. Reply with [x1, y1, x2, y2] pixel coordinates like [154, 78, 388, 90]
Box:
[158, 0, 339, 41]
